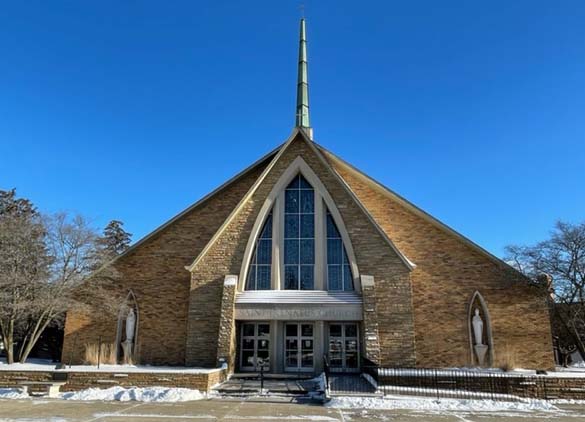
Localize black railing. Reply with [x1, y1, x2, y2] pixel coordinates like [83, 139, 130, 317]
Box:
[323, 357, 557, 401]
[372, 367, 551, 401]
[323, 354, 331, 393]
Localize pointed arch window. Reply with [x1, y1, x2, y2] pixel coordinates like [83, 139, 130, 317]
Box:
[326, 210, 354, 291]
[246, 211, 273, 290]
[242, 165, 359, 292]
[284, 174, 315, 290]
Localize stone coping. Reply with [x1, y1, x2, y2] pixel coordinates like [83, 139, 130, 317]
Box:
[0, 362, 226, 375]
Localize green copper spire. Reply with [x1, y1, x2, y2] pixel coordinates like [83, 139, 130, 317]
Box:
[295, 18, 312, 139]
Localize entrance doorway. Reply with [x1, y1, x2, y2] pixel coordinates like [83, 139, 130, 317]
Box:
[240, 322, 270, 371]
[284, 323, 314, 372]
[328, 323, 359, 372]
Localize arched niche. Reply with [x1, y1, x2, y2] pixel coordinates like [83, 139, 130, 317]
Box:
[115, 290, 139, 364]
[467, 291, 494, 367]
[238, 155, 361, 292]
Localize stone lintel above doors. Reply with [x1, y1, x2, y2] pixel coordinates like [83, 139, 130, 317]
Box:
[235, 303, 363, 321]
[235, 290, 363, 321]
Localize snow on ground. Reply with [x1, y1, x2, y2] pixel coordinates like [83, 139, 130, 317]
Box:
[326, 395, 558, 412]
[0, 384, 575, 414]
[61, 386, 206, 402]
[548, 367, 585, 377]
[0, 358, 222, 374]
[0, 387, 30, 400]
[550, 399, 585, 404]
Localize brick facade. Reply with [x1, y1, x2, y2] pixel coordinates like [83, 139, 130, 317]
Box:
[62, 131, 554, 371]
[62, 157, 271, 366]
[186, 133, 416, 367]
[323, 149, 555, 369]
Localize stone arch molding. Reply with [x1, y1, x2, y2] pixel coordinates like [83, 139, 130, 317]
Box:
[467, 291, 494, 367]
[115, 290, 140, 364]
[238, 155, 361, 291]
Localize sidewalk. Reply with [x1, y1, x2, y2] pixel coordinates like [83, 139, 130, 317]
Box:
[0, 397, 584, 422]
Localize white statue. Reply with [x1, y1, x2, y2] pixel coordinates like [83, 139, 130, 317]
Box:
[472, 308, 484, 346]
[125, 308, 136, 343]
[471, 307, 489, 366]
[121, 308, 136, 364]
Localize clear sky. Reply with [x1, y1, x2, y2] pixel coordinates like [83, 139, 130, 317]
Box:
[1, 1, 583, 257]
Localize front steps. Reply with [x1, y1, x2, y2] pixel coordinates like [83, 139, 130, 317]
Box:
[213, 373, 319, 398]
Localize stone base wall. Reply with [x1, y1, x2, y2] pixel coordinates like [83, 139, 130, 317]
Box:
[0, 369, 226, 393]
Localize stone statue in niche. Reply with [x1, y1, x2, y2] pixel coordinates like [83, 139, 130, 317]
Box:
[472, 307, 488, 366]
[472, 308, 484, 345]
[121, 308, 136, 364]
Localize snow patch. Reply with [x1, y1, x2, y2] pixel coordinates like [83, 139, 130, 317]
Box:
[326, 395, 558, 412]
[0, 358, 221, 374]
[0, 387, 30, 400]
[61, 386, 205, 402]
[550, 398, 585, 404]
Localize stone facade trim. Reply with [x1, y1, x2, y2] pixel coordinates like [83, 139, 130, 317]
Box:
[186, 129, 303, 273]
[187, 128, 414, 275]
[361, 275, 375, 287]
[361, 275, 381, 363]
[234, 303, 363, 320]
[216, 275, 238, 370]
[237, 155, 362, 292]
[467, 291, 495, 366]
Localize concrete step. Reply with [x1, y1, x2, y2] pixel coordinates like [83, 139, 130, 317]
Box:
[214, 377, 319, 397]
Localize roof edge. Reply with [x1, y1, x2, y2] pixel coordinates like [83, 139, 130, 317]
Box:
[308, 140, 415, 271]
[318, 145, 523, 275]
[98, 143, 282, 271]
[186, 128, 305, 272]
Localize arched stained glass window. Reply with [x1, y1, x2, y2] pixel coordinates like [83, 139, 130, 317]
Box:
[326, 210, 353, 291]
[245, 211, 272, 290]
[284, 174, 314, 290]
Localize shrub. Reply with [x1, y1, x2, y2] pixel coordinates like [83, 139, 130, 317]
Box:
[84, 343, 117, 365]
[496, 344, 517, 372]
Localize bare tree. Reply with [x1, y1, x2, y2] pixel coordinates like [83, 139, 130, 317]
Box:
[0, 189, 49, 364]
[0, 189, 122, 363]
[505, 221, 585, 360]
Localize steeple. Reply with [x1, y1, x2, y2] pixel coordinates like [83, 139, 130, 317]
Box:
[295, 18, 313, 139]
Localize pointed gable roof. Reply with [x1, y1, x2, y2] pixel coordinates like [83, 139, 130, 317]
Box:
[317, 144, 520, 273]
[101, 144, 281, 269]
[186, 128, 415, 272]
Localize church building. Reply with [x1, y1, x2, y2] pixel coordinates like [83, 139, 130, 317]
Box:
[62, 19, 555, 373]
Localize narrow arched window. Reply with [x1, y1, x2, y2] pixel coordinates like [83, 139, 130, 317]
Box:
[241, 162, 361, 292]
[246, 211, 273, 290]
[326, 210, 353, 291]
[284, 174, 315, 290]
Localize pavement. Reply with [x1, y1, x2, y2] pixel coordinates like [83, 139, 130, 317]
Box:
[1, 398, 585, 422]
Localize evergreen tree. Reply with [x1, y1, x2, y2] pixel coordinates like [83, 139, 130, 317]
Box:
[102, 220, 132, 256]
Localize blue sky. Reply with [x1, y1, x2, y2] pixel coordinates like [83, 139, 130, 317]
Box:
[1, 1, 583, 257]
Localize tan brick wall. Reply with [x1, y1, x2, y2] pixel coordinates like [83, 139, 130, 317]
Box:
[62, 159, 270, 366]
[325, 151, 555, 369]
[0, 369, 226, 392]
[186, 134, 416, 367]
[62, 133, 552, 371]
